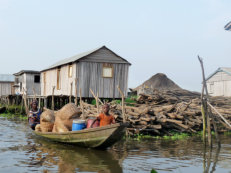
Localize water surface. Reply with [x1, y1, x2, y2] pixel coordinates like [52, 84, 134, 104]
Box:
[0, 117, 231, 173]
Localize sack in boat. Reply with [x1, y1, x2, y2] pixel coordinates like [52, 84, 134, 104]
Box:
[40, 122, 54, 132]
[56, 103, 81, 120]
[40, 108, 55, 123]
[35, 124, 41, 132]
[52, 117, 69, 132]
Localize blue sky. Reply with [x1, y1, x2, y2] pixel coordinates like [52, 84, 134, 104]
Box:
[0, 0, 230, 91]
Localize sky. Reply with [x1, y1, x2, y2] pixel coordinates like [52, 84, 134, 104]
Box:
[0, 0, 230, 92]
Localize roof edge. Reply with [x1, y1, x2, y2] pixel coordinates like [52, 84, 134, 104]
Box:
[206, 67, 231, 81]
[14, 70, 40, 76]
[41, 46, 131, 72]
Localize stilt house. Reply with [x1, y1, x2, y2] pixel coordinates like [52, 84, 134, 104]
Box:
[0, 74, 15, 96]
[206, 67, 231, 97]
[13, 70, 41, 96]
[40, 46, 131, 98]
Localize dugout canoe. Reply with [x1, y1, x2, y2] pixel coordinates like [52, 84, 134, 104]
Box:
[33, 123, 128, 149]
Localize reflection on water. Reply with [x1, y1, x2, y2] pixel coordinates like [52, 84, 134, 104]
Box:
[1, 117, 231, 173]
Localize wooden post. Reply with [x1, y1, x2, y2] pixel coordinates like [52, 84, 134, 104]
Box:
[90, 88, 103, 105]
[38, 97, 41, 109]
[33, 87, 36, 100]
[207, 101, 231, 128]
[75, 78, 78, 106]
[69, 82, 73, 103]
[198, 56, 220, 147]
[44, 97, 48, 108]
[79, 88, 85, 119]
[52, 86, 55, 111]
[22, 88, 29, 115]
[117, 85, 126, 123]
[96, 92, 99, 115]
[89, 88, 100, 114]
[201, 80, 207, 144]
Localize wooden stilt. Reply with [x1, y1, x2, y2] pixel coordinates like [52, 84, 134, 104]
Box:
[52, 86, 55, 110]
[75, 78, 78, 106]
[117, 85, 126, 123]
[69, 82, 73, 103]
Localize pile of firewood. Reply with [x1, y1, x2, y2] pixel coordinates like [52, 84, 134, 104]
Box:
[80, 89, 231, 136]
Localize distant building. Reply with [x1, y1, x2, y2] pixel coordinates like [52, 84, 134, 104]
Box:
[0, 74, 15, 96]
[40, 46, 131, 98]
[13, 70, 41, 96]
[206, 67, 231, 97]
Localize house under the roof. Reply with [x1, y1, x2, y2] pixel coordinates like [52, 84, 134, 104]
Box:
[41, 46, 131, 98]
[13, 70, 41, 95]
[0, 74, 15, 96]
[206, 67, 231, 97]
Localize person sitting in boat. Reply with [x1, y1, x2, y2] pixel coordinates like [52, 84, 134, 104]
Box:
[94, 104, 115, 127]
[28, 100, 42, 130]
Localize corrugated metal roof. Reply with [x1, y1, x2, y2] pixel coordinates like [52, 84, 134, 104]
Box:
[224, 21, 231, 31]
[206, 67, 231, 81]
[13, 70, 40, 76]
[41, 45, 131, 72]
[0, 74, 15, 82]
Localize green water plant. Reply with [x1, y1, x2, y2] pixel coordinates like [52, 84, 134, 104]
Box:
[151, 169, 158, 173]
[0, 113, 27, 121]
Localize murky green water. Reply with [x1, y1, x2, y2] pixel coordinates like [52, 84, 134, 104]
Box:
[0, 117, 231, 173]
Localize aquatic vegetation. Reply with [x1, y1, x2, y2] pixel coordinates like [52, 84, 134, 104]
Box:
[0, 113, 27, 121]
[162, 132, 190, 140]
[224, 131, 231, 136]
[130, 132, 190, 141]
[151, 169, 158, 173]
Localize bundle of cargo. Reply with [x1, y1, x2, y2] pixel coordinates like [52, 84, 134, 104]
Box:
[53, 103, 82, 132]
[39, 108, 55, 132]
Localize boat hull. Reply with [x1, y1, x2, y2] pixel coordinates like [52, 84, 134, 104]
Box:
[34, 123, 127, 149]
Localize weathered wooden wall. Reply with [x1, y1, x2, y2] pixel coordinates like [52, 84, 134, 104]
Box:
[15, 73, 41, 96]
[0, 82, 14, 96]
[41, 63, 77, 96]
[207, 71, 231, 96]
[25, 73, 41, 95]
[81, 47, 129, 64]
[14, 74, 25, 95]
[77, 62, 129, 98]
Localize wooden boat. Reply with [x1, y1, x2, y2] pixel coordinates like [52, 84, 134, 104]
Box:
[34, 123, 128, 149]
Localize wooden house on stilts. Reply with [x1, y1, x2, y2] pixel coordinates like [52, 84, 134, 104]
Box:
[0, 74, 15, 96]
[13, 70, 41, 96]
[41, 46, 131, 99]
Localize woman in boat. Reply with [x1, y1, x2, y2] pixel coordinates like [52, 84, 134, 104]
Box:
[94, 104, 115, 127]
[28, 100, 42, 130]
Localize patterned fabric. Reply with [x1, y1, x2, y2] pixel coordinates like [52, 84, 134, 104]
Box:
[28, 109, 42, 130]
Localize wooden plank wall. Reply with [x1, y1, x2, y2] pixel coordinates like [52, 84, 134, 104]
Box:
[25, 73, 41, 95]
[41, 63, 77, 96]
[82, 47, 129, 64]
[77, 62, 129, 98]
[207, 71, 231, 96]
[14, 74, 26, 95]
[0, 82, 14, 96]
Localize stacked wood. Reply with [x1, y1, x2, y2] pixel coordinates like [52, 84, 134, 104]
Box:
[79, 89, 231, 136]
